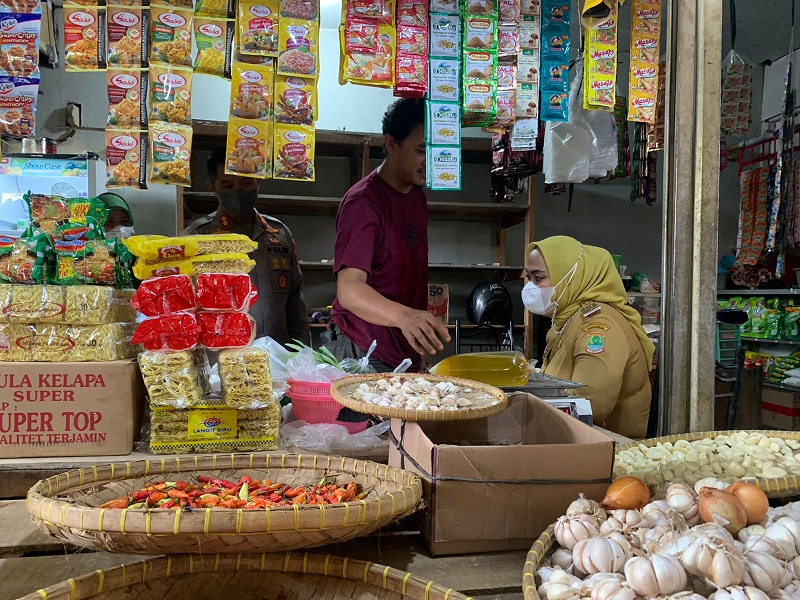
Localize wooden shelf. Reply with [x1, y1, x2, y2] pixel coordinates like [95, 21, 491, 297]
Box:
[742, 337, 800, 346]
[308, 322, 525, 330]
[626, 292, 662, 298]
[299, 260, 523, 274]
[717, 289, 800, 296]
[763, 382, 800, 393]
[183, 192, 528, 228]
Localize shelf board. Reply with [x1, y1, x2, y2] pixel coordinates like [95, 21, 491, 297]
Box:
[183, 192, 528, 228]
[299, 260, 523, 274]
[308, 322, 525, 330]
[717, 289, 800, 296]
[742, 337, 800, 346]
[763, 381, 800, 393]
[626, 292, 662, 298]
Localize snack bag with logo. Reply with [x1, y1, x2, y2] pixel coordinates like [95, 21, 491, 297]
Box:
[53, 238, 117, 286]
[133, 253, 255, 278]
[225, 117, 271, 179]
[0, 12, 41, 77]
[193, 17, 234, 77]
[131, 273, 196, 316]
[107, 6, 148, 68]
[339, 23, 394, 87]
[539, 0, 569, 122]
[274, 74, 314, 124]
[230, 60, 273, 120]
[105, 129, 147, 189]
[107, 68, 147, 128]
[148, 122, 193, 186]
[0, 233, 46, 283]
[273, 123, 315, 181]
[149, 6, 192, 67]
[64, 6, 106, 71]
[198, 311, 256, 349]
[0, 0, 41, 13]
[627, 0, 661, 123]
[124, 233, 257, 260]
[237, 0, 279, 56]
[582, 0, 616, 111]
[0, 76, 36, 137]
[195, 0, 235, 18]
[280, 0, 317, 20]
[427, 145, 461, 190]
[277, 17, 318, 77]
[149, 64, 192, 125]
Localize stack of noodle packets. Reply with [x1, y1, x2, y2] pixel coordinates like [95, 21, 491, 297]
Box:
[339, 0, 395, 87]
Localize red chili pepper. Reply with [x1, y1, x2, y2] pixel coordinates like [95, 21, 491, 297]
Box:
[168, 489, 190, 499]
[239, 475, 253, 485]
[147, 492, 168, 505]
[160, 500, 177, 509]
[188, 490, 205, 498]
[285, 486, 304, 498]
[131, 490, 149, 502]
[172, 481, 189, 491]
[101, 497, 128, 509]
[268, 493, 282, 503]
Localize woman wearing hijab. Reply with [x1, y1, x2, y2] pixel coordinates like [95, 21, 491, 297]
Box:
[523, 236, 655, 439]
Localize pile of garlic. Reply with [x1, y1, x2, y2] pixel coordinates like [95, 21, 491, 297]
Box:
[349, 377, 500, 411]
[614, 433, 800, 487]
[535, 490, 800, 600]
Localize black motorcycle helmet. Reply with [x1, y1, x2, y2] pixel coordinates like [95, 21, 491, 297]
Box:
[467, 282, 513, 325]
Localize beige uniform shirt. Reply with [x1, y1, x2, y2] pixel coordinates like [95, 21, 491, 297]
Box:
[183, 209, 310, 345]
[542, 302, 652, 439]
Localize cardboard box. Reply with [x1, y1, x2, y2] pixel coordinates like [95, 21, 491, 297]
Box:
[427, 284, 449, 325]
[0, 359, 144, 458]
[761, 387, 800, 431]
[389, 393, 614, 555]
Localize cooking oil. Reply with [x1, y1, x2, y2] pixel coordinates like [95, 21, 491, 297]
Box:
[429, 351, 530, 386]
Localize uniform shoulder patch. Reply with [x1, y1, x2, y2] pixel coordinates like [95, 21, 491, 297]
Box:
[586, 332, 606, 354]
[582, 322, 610, 332]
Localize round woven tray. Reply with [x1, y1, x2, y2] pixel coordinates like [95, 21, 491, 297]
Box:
[330, 373, 508, 422]
[16, 551, 473, 600]
[616, 430, 800, 498]
[26, 453, 422, 555]
[522, 524, 555, 600]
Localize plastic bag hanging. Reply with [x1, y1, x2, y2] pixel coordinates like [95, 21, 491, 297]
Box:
[340, 339, 379, 374]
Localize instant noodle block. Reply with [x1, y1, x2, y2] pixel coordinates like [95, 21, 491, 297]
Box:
[277, 17, 318, 77]
[193, 17, 234, 78]
[139, 349, 211, 409]
[106, 69, 147, 129]
[133, 252, 256, 278]
[105, 128, 148, 190]
[218, 345, 272, 409]
[237, 0, 279, 56]
[148, 122, 193, 186]
[273, 123, 315, 181]
[197, 310, 256, 349]
[107, 6, 148, 68]
[0, 11, 41, 77]
[225, 117, 272, 179]
[64, 6, 106, 71]
[130, 274, 195, 317]
[125, 233, 257, 261]
[0, 234, 47, 284]
[149, 64, 193, 125]
[149, 6, 193, 67]
[231, 61, 274, 120]
[195, 272, 257, 311]
[0, 322, 136, 362]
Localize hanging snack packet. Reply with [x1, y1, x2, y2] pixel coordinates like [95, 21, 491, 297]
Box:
[519, 14, 539, 50]
[395, 53, 426, 95]
[427, 146, 460, 190]
[540, 0, 568, 122]
[149, 6, 192, 67]
[277, 18, 318, 77]
[346, 0, 383, 20]
[498, 0, 519, 22]
[498, 24, 518, 56]
[426, 100, 460, 146]
[194, 17, 234, 77]
[396, 0, 425, 26]
[464, 0, 496, 17]
[497, 61, 516, 87]
[396, 24, 426, 55]
[518, 48, 538, 83]
[516, 82, 537, 118]
[274, 74, 314, 124]
[0, 12, 40, 77]
[339, 24, 394, 87]
[0, 76, 36, 137]
[627, 0, 661, 123]
[107, 6, 148, 68]
[345, 19, 379, 53]
[462, 81, 496, 126]
[273, 123, 315, 181]
[195, 0, 235, 18]
[151, 0, 192, 9]
[495, 87, 516, 125]
[280, 0, 317, 20]
[0, 0, 41, 12]
[225, 117, 272, 179]
[464, 16, 496, 50]
[429, 57, 458, 102]
[463, 49, 496, 81]
[105, 129, 147, 189]
[520, 0, 539, 16]
[107, 68, 147, 128]
[583, 2, 616, 111]
[237, 0, 279, 56]
[0, 234, 46, 284]
[148, 123, 193, 186]
[53, 238, 117, 286]
[430, 0, 457, 14]
[429, 14, 459, 58]
[149, 64, 193, 125]
[64, 6, 106, 71]
[230, 60, 274, 120]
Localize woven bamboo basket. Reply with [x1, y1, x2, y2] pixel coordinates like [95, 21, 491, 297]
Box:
[16, 551, 473, 600]
[26, 453, 422, 555]
[522, 525, 555, 600]
[616, 430, 800, 498]
[330, 373, 508, 421]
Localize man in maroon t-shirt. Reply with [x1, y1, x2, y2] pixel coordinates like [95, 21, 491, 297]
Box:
[325, 99, 450, 371]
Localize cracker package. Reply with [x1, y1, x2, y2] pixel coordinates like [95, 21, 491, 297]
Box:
[339, 23, 394, 87]
[193, 17, 234, 77]
[219, 345, 273, 409]
[105, 129, 147, 189]
[195, 272, 257, 311]
[148, 122, 193, 186]
[64, 6, 106, 71]
[0, 234, 46, 284]
[230, 60, 274, 120]
[195, 0, 235, 18]
[0, 76, 36, 137]
[107, 6, 148, 68]
[0, 12, 40, 77]
[273, 123, 315, 181]
[106, 68, 147, 128]
[132, 312, 201, 351]
[133, 252, 255, 278]
[149, 6, 192, 67]
[125, 233, 257, 260]
[198, 311, 256, 349]
[149, 64, 192, 124]
[237, 0, 279, 56]
[139, 350, 210, 409]
[225, 117, 272, 179]
[277, 17, 318, 77]
[131, 273, 195, 316]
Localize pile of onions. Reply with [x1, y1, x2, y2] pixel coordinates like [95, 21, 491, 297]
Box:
[726, 482, 769, 525]
[698, 487, 748, 535]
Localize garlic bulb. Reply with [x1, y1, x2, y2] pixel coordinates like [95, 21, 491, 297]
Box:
[555, 514, 600, 550]
[573, 532, 632, 575]
[742, 550, 791, 593]
[742, 534, 784, 557]
[737, 525, 765, 544]
[790, 556, 800, 578]
[624, 554, 689, 597]
[600, 509, 646, 534]
[537, 566, 556, 585]
[678, 537, 745, 589]
[567, 493, 608, 523]
[707, 586, 770, 600]
[643, 500, 674, 520]
[552, 548, 575, 572]
[540, 583, 580, 600]
[694, 477, 729, 494]
[580, 572, 624, 592]
[667, 483, 701, 526]
[763, 517, 800, 560]
[655, 593, 706, 600]
[636, 523, 687, 556]
[590, 578, 638, 600]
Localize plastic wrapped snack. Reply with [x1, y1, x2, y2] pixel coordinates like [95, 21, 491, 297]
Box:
[52, 239, 118, 286]
[0, 234, 47, 284]
[225, 117, 272, 179]
[0, 322, 136, 362]
[198, 311, 256, 349]
[195, 272, 257, 311]
[133, 253, 256, 279]
[131, 312, 201, 351]
[148, 122, 193, 187]
[0, 284, 64, 323]
[193, 17, 234, 78]
[64, 286, 136, 324]
[139, 349, 210, 408]
[131, 274, 195, 317]
[125, 234, 257, 261]
[218, 345, 272, 408]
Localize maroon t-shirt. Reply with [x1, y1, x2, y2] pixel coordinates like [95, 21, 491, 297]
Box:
[331, 170, 428, 369]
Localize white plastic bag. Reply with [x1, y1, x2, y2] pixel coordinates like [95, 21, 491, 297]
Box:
[280, 419, 390, 453]
[340, 340, 379, 374]
[287, 346, 346, 382]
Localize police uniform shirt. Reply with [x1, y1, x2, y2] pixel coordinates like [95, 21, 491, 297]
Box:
[183, 209, 310, 345]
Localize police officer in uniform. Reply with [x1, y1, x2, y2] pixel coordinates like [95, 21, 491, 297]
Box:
[183, 147, 310, 346]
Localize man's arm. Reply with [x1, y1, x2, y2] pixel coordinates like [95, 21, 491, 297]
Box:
[337, 267, 450, 355]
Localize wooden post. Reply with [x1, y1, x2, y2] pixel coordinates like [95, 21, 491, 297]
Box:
[362, 140, 371, 179]
[523, 177, 535, 359]
[175, 187, 185, 235]
[496, 226, 507, 266]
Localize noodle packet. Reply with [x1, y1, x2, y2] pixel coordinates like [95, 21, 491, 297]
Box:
[274, 74, 315, 124]
[149, 64, 193, 125]
[463, 49, 496, 82]
[0, 12, 40, 77]
[149, 6, 192, 67]
[426, 100, 460, 146]
[107, 6, 148, 68]
[198, 311, 256, 349]
[0, 234, 47, 284]
[107, 68, 147, 128]
[148, 122, 193, 187]
[53, 238, 117, 286]
[426, 145, 461, 190]
[428, 57, 459, 102]
[0, 76, 36, 137]
[133, 253, 255, 278]
[273, 123, 315, 181]
[195, 0, 235, 18]
[230, 60, 274, 120]
[429, 14, 459, 58]
[339, 24, 394, 87]
[237, 0, 279, 56]
[464, 16, 496, 50]
[396, 0, 425, 27]
[124, 233, 257, 260]
[225, 117, 272, 179]
[64, 6, 106, 71]
[193, 17, 234, 77]
[105, 129, 148, 189]
[279, 0, 317, 20]
[131, 274, 195, 316]
[277, 18, 318, 78]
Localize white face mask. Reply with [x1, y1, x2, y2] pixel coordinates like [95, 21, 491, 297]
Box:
[106, 226, 135, 240]
[522, 281, 556, 315]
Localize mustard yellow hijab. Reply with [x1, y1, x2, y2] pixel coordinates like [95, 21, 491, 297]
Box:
[528, 236, 655, 367]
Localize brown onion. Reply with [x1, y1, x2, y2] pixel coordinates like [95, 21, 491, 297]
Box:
[698, 487, 748, 535]
[726, 481, 769, 525]
[601, 476, 650, 510]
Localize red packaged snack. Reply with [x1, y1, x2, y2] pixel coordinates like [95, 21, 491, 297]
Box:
[198, 311, 256, 349]
[195, 273, 258, 312]
[131, 274, 195, 317]
[131, 312, 200, 351]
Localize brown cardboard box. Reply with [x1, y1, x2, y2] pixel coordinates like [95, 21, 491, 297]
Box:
[0, 360, 144, 458]
[389, 393, 614, 555]
[761, 387, 800, 431]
